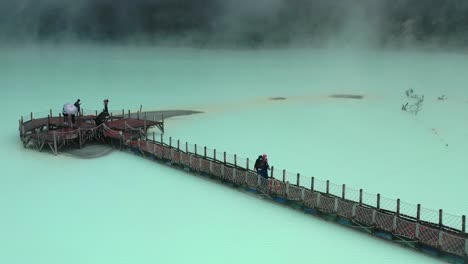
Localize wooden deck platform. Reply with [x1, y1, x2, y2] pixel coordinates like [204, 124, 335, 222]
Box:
[20, 111, 164, 154]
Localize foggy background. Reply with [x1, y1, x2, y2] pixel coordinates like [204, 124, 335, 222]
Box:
[1, 0, 468, 48]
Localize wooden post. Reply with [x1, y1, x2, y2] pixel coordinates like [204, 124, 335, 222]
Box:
[326, 180, 329, 194]
[110, 112, 113, 120]
[204, 147, 207, 157]
[128, 110, 130, 119]
[417, 204, 421, 221]
[311, 177, 315, 192]
[137, 111, 140, 120]
[296, 173, 300, 186]
[160, 133, 163, 144]
[144, 111, 147, 120]
[282, 170, 285, 183]
[47, 115, 50, 130]
[122, 109, 124, 117]
[50, 109, 52, 118]
[194, 144, 197, 155]
[223, 152, 226, 164]
[177, 140, 180, 151]
[246, 158, 249, 170]
[124, 121, 127, 132]
[169, 137, 172, 147]
[439, 209, 443, 227]
[397, 199, 400, 216]
[271, 166, 274, 178]
[78, 128, 82, 148]
[462, 215, 466, 234]
[234, 154, 237, 167]
[377, 194, 381, 209]
[21, 116, 23, 125]
[214, 149, 216, 161]
[53, 132, 57, 155]
[95, 110, 97, 116]
[186, 142, 188, 153]
[342, 184, 346, 199]
[359, 189, 363, 204]
[140, 105, 142, 113]
[30, 112, 33, 121]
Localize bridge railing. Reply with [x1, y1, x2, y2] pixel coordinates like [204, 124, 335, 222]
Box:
[131, 133, 467, 258]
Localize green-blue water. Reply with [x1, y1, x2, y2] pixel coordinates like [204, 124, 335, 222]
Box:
[1, 45, 467, 263]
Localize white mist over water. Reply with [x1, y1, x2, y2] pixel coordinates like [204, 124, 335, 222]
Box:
[1, 45, 467, 264]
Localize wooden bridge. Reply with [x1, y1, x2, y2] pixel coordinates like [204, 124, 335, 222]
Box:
[18, 110, 468, 263]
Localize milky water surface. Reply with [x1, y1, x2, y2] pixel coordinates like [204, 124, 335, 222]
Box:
[1, 45, 467, 264]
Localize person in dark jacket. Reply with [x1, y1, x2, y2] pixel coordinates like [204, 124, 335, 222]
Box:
[254, 155, 264, 176]
[260, 154, 270, 178]
[74, 99, 81, 115]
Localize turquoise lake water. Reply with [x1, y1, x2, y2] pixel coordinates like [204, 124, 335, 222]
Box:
[1, 45, 467, 263]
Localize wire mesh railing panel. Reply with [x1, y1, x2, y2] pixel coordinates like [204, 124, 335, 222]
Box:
[375, 211, 395, 232]
[337, 200, 354, 219]
[362, 192, 377, 207]
[287, 184, 302, 201]
[317, 194, 336, 213]
[258, 176, 269, 194]
[186, 143, 196, 155]
[395, 218, 417, 239]
[443, 212, 463, 231]
[328, 182, 342, 198]
[245, 171, 258, 189]
[399, 201, 417, 219]
[215, 151, 224, 163]
[162, 146, 172, 160]
[205, 147, 215, 159]
[189, 155, 201, 171]
[225, 153, 236, 166]
[299, 175, 313, 189]
[235, 156, 249, 170]
[303, 189, 318, 208]
[355, 206, 374, 226]
[233, 168, 246, 185]
[420, 207, 440, 224]
[439, 231, 466, 257]
[223, 166, 234, 182]
[180, 152, 190, 167]
[314, 179, 327, 193]
[171, 150, 181, 164]
[200, 159, 211, 174]
[380, 196, 397, 212]
[211, 162, 223, 178]
[418, 224, 440, 247]
[284, 171, 298, 185]
[270, 179, 286, 197]
[346, 187, 360, 203]
[195, 144, 205, 157]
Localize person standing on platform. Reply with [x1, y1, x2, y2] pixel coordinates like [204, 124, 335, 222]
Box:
[103, 99, 109, 113]
[62, 103, 78, 126]
[74, 99, 81, 115]
[261, 154, 270, 178]
[254, 155, 264, 176]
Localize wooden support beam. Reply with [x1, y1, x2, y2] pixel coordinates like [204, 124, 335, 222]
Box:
[296, 173, 300, 186]
[462, 215, 465, 234]
[223, 152, 226, 164]
[177, 140, 180, 151]
[204, 146, 207, 158]
[194, 144, 197, 156]
[271, 166, 274, 178]
[326, 180, 329, 194]
[282, 170, 285, 183]
[311, 177, 315, 192]
[342, 184, 346, 200]
[234, 154, 237, 167]
[359, 189, 363, 204]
